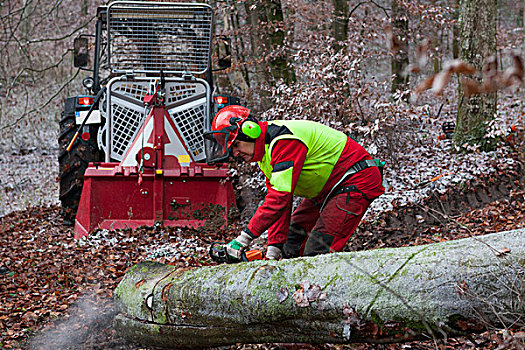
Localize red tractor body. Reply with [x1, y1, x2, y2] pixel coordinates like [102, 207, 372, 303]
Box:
[61, 2, 237, 238]
[74, 162, 234, 238]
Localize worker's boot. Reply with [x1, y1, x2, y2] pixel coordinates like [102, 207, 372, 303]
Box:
[282, 223, 307, 258]
[303, 230, 334, 256]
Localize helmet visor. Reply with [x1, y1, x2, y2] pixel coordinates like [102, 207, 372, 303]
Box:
[203, 129, 233, 164]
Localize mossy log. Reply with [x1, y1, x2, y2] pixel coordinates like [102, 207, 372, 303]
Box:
[114, 229, 525, 349]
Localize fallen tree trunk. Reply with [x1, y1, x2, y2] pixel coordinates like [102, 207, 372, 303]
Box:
[114, 229, 525, 348]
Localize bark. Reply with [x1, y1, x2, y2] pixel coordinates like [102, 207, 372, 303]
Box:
[454, 0, 497, 151]
[244, 0, 296, 110]
[390, 0, 410, 101]
[214, 2, 251, 96]
[452, 0, 460, 59]
[114, 230, 525, 349]
[332, 0, 349, 53]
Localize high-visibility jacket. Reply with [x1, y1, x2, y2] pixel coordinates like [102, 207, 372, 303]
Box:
[246, 120, 383, 245]
[257, 120, 347, 198]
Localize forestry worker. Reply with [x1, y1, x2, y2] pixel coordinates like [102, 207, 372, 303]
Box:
[204, 105, 385, 260]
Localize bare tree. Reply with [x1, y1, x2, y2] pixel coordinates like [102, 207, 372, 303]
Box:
[0, 0, 95, 141]
[244, 0, 296, 110]
[332, 0, 349, 53]
[454, 0, 497, 151]
[390, 0, 409, 101]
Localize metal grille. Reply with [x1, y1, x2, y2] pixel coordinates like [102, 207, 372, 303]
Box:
[168, 102, 206, 159]
[99, 78, 208, 162]
[107, 2, 213, 74]
[103, 81, 149, 161]
[112, 104, 144, 157]
[166, 83, 200, 105]
[113, 81, 150, 100]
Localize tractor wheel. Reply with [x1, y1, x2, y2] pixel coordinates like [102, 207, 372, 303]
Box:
[58, 111, 102, 225]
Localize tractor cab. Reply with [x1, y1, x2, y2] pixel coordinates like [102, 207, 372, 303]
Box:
[59, 1, 237, 238]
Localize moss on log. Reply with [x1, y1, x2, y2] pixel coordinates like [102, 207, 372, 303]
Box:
[114, 229, 525, 348]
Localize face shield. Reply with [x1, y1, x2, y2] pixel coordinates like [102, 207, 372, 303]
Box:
[203, 125, 238, 164]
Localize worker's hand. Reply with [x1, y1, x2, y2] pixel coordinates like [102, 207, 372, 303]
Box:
[225, 231, 253, 260]
[266, 245, 282, 260]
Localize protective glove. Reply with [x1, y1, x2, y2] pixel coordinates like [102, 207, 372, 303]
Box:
[225, 231, 253, 261]
[266, 245, 282, 260]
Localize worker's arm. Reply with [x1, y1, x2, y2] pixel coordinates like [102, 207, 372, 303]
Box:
[246, 139, 307, 247]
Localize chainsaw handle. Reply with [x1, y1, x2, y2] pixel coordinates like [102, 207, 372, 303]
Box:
[209, 242, 263, 263]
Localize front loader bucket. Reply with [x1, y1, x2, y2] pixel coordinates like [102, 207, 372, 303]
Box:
[74, 162, 235, 239]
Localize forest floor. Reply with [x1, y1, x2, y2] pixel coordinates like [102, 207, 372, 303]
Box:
[0, 162, 523, 349]
[1, 101, 525, 349]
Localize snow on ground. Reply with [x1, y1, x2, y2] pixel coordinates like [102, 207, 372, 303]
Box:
[369, 141, 519, 215]
[364, 98, 523, 219]
[0, 148, 59, 218]
[0, 96, 522, 241]
[78, 227, 208, 260]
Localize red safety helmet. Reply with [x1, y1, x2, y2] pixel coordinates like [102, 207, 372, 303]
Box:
[204, 105, 254, 164]
[212, 105, 251, 148]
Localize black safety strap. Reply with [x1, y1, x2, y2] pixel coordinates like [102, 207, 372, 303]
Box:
[333, 184, 371, 202]
[319, 159, 384, 212]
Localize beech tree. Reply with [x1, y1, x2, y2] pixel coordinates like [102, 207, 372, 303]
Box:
[390, 0, 410, 100]
[454, 0, 497, 151]
[114, 230, 524, 348]
[332, 0, 349, 53]
[243, 0, 296, 109]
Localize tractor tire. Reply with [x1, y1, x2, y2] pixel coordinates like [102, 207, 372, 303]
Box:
[58, 101, 102, 225]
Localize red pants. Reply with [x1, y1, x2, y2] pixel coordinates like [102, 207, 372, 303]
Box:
[284, 167, 383, 257]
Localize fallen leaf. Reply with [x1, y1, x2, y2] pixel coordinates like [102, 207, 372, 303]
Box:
[414, 75, 435, 94]
[293, 287, 309, 307]
[457, 319, 469, 330]
[448, 60, 477, 75]
[343, 305, 362, 329]
[431, 70, 452, 95]
[415, 39, 429, 67]
[496, 247, 511, 256]
[135, 279, 145, 288]
[305, 284, 322, 302]
[461, 77, 481, 97]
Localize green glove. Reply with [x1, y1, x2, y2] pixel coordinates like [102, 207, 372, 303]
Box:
[225, 231, 253, 261]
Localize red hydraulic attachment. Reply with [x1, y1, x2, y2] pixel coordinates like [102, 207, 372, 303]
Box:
[74, 80, 235, 239]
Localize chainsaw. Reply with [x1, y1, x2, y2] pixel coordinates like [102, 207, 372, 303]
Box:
[209, 242, 264, 263]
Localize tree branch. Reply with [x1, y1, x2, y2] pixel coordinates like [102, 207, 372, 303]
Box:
[1, 68, 80, 130]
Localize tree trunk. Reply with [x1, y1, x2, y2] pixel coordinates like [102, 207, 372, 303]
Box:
[452, 0, 460, 59]
[213, 1, 251, 96]
[390, 0, 410, 101]
[454, 0, 497, 151]
[333, 0, 349, 53]
[114, 230, 525, 349]
[244, 0, 296, 110]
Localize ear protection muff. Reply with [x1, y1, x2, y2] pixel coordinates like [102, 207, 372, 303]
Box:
[240, 120, 261, 139]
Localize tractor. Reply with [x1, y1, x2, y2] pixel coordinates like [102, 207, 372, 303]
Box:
[58, 1, 237, 238]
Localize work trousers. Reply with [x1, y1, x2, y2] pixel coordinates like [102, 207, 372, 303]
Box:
[282, 168, 382, 258]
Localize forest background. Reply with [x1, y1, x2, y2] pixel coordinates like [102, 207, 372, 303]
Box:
[0, 0, 524, 349]
[0, 0, 524, 215]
